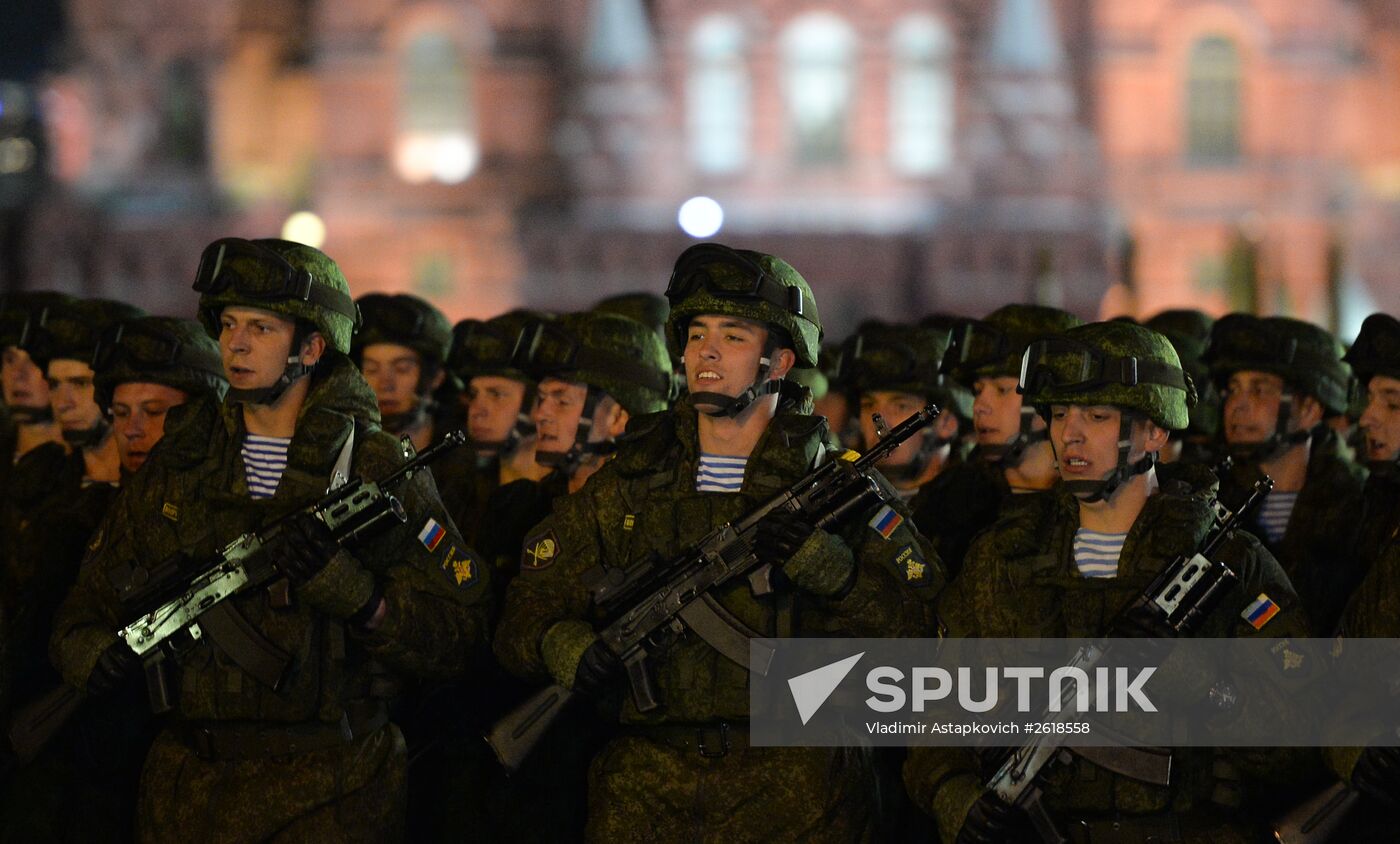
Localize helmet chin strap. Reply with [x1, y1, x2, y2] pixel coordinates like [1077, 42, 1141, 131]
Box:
[880, 427, 953, 485]
[980, 406, 1049, 467]
[535, 387, 616, 476]
[1059, 414, 1156, 503]
[8, 403, 54, 425]
[1227, 394, 1312, 464]
[226, 353, 315, 406]
[472, 410, 537, 458]
[691, 338, 782, 419]
[61, 417, 111, 449]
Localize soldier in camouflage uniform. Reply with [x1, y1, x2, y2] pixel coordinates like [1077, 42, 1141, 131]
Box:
[351, 292, 456, 453]
[838, 321, 970, 503]
[909, 304, 1082, 579]
[1, 315, 226, 842]
[1205, 315, 1367, 634]
[495, 242, 943, 842]
[1144, 309, 1221, 467]
[0, 292, 70, 473]
[50, 238, 491, 841]
[908, 320, 1309, 843]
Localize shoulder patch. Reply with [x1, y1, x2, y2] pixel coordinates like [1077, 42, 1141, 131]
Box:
[868, 504, 904, 540]
[891, 543, 932, 588]
[1242, 593, 1281, 630]
[522, 529, 560, 572]
[417, 518, 447, 552]
[440, 545, 480, 588]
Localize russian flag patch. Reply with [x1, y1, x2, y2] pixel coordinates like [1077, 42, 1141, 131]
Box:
[1242, 593, 1280, 630]
[868, 504, 903, 540]
[418, 518, 446, 552]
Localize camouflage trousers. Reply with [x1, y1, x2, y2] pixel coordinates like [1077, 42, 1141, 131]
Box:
[136, 723, 406, 843]
[585, 730, 876, 843]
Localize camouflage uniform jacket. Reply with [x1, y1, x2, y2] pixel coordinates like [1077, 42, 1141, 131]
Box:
[907, 463, 1309, 842]
[494, 398, 943, 725]
[51, 355, 492, 723]
[1219, 427, 1368, 634]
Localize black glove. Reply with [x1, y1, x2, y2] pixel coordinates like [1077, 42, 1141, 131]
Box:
[752, 511, 816, 567]
[272, 511, 341, 584]
[87, 640, 142, 696]
[1353, 745, 1400, 806]
[573, 640, 623, 697]
[956, 791, 1026, 844]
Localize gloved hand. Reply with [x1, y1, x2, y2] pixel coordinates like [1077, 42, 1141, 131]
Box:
[272, 511, 342, 584]
[1353, 745, 1400, 806]
[87, 640, 142, 695]
[573, 640, 623, 697]
[752, 511, 816, 566]
[955, 791, 1025, 844]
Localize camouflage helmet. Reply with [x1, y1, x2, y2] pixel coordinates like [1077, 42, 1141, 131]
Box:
[0, 291, 76, 350]
[92, 316, 228, 409]
[516, 311, 673, 416]
[193, 238, 361, 355]
[1146, 309, 1219, 439]
[1204, 314, 1352, 415]
[1020, 321, 1194, 431]
[448, 309, 546, 385]
[943, 304, 1083, 385]
[20, 298, 148, 370]
[786, 364, 829, 401]
[592, 292, 670, 340]
[664, 243, 822, 367]
[1344, 313, 1400, 387]
[838, 321, 973, 420]
[351, 293, 452, 367]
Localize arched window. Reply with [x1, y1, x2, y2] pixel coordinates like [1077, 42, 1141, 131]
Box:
[890, 16, 954, 176]
[781, 13, 856, 166]
[395, 31, 477, 184]
[1186, 36, 1241, 165]
[687, 16, 750, 174]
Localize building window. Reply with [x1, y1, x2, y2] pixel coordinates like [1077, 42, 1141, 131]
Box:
[395, 31, 478, 184]
[1186, 36, 1241, 165]
[781, 13, 856, 167]
[687, 16, 750, 174]
[158, 60, 208, 167]
[890, 16, 954, 176]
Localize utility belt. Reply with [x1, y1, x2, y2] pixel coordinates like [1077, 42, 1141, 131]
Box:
[171, 700, 388, 761]
[1062, 813, 1182, 844]
[629, 721, 750, 759]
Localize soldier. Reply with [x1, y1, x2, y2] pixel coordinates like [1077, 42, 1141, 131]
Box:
[0, 292, 70, 470]
[907, 320, 1308, 843]
[50, 238, 491, 840]
[909, 304, 1082, 578]
[1144, 308, 1221, 466]
[0, 315, 226, 842]
[351, 292, 455, 452]
[839, 321, 969, 500]
[494, 242, 942, 841]
[1205, 314, 1367, 634]
[812, 340, 858, 448]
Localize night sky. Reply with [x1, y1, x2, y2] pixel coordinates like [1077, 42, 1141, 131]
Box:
[0, 0, 66, 82]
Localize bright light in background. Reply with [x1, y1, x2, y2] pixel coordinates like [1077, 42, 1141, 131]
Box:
[282, 211, 326, 249]
[678, 196, 724, 238]
[0, 138, 35, 174]
[394, 132, 479, 185]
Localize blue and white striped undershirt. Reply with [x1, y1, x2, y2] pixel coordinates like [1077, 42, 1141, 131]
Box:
[242, 434, 292, 499]
[1073, 528, 1128, 578]
[1256, 491, 1299, 544]
[695, 453, 748, 493]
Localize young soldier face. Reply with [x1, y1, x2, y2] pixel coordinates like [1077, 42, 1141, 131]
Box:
[47, 359, 102, 434]
[111, 381, 188, 472]
[1049, 404, 1159, 484]
[860, 389, 927, 466]
[218, 306, 301, 391]
[468, 375, 527, 444]
[683, 315, 773, 398]
[1359, 374, 1400, 463]
[2, 345, 51, 413]
[973, 375, 1041, 448]
[1222, 370, 1287, 444]
[360, 342, 425, 418]
[533, 377, 614, 454]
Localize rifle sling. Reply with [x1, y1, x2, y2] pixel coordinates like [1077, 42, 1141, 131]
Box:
[199, 602, 292, 691]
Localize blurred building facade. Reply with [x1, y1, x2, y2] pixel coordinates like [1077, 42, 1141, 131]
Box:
[9, 0, 1400, 335]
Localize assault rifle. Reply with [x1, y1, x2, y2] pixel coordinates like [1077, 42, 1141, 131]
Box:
[983, 474, 1274, 844]
[486, 403, 940, 772]
[6, 430, 467, 764]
